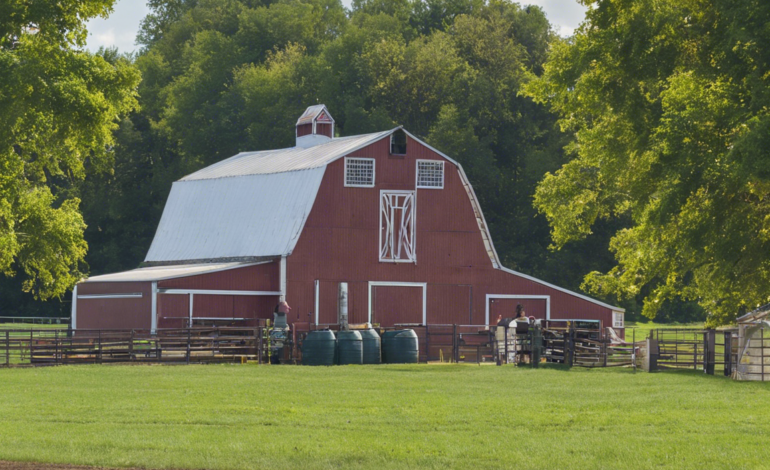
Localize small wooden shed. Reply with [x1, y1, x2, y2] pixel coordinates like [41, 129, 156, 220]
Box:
[736, 304, 770, 381]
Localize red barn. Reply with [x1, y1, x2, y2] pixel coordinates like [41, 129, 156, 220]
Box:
[73, 105, 624, 333]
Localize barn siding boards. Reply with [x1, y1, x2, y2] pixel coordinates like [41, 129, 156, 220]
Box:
[77, 263, 282, 330]
[287, 133, 618, 327]
[76, 282, 153, 330]
[158, 261, 279, 291]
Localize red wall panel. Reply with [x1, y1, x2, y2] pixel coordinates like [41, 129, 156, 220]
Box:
[158, 262, 279, 291]
[287, 134, 619, 329]
[371, 286, 423, 327]
[76, 282, 153, 330]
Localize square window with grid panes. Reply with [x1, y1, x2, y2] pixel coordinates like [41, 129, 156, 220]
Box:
[613, 312, 624, 328]
[416, 160, 444, 188]
[344, 158, 375, 187]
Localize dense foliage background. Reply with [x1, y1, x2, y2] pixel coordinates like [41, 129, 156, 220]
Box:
[15, 0, 759, 325]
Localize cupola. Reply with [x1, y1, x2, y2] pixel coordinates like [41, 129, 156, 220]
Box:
[296, 104, 334, 148]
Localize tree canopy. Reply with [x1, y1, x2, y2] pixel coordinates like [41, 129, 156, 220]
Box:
[525, 0, 770, 325]
[78, 0, 616, 302]
[0, 0, 140, 302]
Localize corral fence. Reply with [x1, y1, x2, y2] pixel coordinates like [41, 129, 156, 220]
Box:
[305, 321, 642, 368]
[646, 328, 739, 376]
[1, 322, 644, 368]
[0, 327, 267, 367]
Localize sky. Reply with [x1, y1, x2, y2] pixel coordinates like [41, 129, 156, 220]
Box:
[85, 0, 587, 53]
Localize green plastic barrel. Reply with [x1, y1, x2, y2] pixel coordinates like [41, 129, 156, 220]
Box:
[360, 329, 381, 364]
[381, 329, 419, 364]
[302, 330, 336, 366]
[336, 330, 363, 365]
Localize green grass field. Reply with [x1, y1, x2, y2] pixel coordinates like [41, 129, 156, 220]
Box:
[0, 364, 768, 470]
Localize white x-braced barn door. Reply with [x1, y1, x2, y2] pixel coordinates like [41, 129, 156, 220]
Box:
[380, 190, 416, 263]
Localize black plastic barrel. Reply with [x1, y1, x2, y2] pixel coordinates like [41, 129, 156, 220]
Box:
[302, 330, 336, 366]
[381, 329, 419, 364]
[336, 330, 363, 365]
[360, 329, 381, 364]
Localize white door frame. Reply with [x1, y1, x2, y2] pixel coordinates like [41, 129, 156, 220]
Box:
[368, 281, 427, 325]
[485, 294, 550, 324]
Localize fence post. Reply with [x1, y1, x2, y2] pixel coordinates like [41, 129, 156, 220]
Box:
[724, 331, 733, 377]
[186, 328, 191, 365]
[258, 327, 263, 364]
[565, 324, 574, 368]
[704, 329, 716, 375]
[98, 330, 102, 364]
[453, 324, 458, 363]
[254, 326, 259, 364]
[503, 325, 508, 366]
[531, 326, 541, 368]
[55, 329, 59, 365]
[5, 331, 9, 366]
[129, 330, 134, 362]
[425, 325, 430, 363]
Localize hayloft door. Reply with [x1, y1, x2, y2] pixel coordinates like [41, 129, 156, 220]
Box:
[379, 190, 416, 263]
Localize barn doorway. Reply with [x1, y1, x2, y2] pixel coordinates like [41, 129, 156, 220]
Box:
[368, 282, 426, 327]
[486, 295, 550, 325]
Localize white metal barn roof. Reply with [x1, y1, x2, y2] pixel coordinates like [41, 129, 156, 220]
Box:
[182, 130, 392, 180]
[145, 167, 326, 263]
[82, 262, 266, 283]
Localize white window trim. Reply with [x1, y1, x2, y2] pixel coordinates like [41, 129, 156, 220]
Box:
[368, 281, 427, 325]
[344, 157, 375, 188]
[416, 159, 445, 189]
[314, 280, 320, 325]
[379, 190, 416, 264]
[77, 293, 144, 299]
[613, 311, 625, 328]
[157, 289, 282, 296]
[485, 294, 551, 325]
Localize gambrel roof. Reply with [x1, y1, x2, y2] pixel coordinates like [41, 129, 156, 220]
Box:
[146, 129, 396, 264]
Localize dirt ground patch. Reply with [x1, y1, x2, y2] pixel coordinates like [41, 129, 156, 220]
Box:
[0, 462, 151, 470]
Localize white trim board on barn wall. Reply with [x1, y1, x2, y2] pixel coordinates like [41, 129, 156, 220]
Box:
[485, 294, 551, 325]
[368, 281, 427, 325]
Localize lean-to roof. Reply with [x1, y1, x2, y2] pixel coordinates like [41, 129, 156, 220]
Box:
[83, 261, 265, 283]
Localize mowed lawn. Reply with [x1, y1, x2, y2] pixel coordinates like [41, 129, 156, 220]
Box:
[0, 364, 768, 470]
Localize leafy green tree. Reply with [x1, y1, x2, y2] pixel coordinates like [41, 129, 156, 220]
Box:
[0, 2, 140, 301]
[525, 0, 770, 325]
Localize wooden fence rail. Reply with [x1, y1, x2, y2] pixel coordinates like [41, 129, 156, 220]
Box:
[0, 327, 265, 367]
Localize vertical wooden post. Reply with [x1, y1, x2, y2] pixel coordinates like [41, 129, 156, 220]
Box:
[129, 330, 134, 362]
[503, 325, 509, 365]
[186, 328, 191, 365]
[453, 324, 458, 363]
[531, 326, 541, 368]
[425, 325, 430, 364]
[253, 327, 259, 362]
[724, 331, 732, 377]
[258, 327, 263, 365]
[5, 331, 9, 366]
[97, 330, 102, 364]
[704, 329, 716, 375]
[55, 330, 59, 365]
[566, 324, 574, 368]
